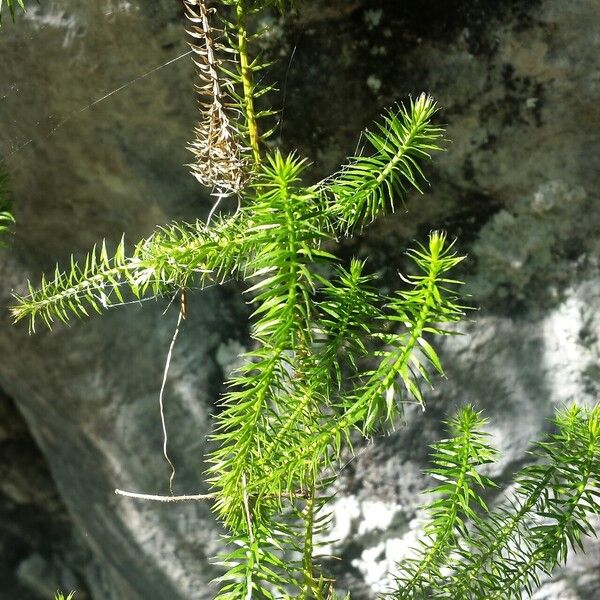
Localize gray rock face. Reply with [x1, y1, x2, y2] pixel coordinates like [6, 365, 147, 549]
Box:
[0, 0, 598, 598]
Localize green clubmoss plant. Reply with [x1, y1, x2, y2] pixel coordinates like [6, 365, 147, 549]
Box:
[393, 403, 600, 600]
[10, 1, 600, 598]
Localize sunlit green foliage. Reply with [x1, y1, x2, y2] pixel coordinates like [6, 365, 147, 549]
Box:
[393, 403, 600, 600]
[12, 92, 460, 597]
[12, 95, 442, 334]
[325, 100, 443, 233]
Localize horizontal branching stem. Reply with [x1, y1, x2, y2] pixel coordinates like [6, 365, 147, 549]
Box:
[115, 489, 215, 502]
[115, 488, 310, 502]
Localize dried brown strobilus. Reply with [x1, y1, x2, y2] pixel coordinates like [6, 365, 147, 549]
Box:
[184, 0, 248, 196]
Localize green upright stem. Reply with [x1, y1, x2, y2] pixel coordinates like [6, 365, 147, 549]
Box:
[248, 250, 445, 495]
[396, 428, 472, 599]
[488, 458, 594, 600]
[235, 0, 261, 165]
[452, 472, 553, 596]
[300, 474, 317, 599]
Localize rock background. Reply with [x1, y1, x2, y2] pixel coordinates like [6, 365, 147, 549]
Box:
[0, 0, 598, 598]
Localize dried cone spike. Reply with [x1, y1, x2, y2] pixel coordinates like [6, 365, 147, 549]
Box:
[184, 0, 247, 196]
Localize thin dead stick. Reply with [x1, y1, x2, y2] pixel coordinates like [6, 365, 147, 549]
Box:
[115, 447, 369, 506]
[116, 436, 367, 505]
[206, 192, 226, 225]
[114, 488, 309, 502]
[158, 301, 185, 495]
[115, 489, 215, 502]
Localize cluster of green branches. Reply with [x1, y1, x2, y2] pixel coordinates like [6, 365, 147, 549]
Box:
[13, 88, 452, 597]
[8, 1, 600, 598]
[11, 96, 442, 334]
[394, 403, 600, 599]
